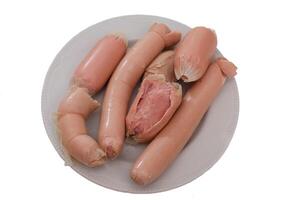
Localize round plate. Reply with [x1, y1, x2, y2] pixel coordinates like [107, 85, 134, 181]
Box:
[41, 15, 239, 193]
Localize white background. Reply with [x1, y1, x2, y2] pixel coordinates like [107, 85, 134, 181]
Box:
[0, 0, 299, 199]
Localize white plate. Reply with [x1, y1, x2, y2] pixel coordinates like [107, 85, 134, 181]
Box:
[41, 15, 239, 193]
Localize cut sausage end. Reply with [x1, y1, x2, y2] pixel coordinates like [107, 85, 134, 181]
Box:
[111, 32, 128, 48]
[100, 137, 123, 159]
[88, 148, 107, 167]
[66, 135, 106, 167]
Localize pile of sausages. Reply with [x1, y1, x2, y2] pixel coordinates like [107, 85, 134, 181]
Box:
[56, 23, 237, 185]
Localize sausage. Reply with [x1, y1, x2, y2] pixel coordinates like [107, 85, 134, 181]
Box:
[98, 23, 181, 159]
[130, 57, 237, 185]
[126, 51, 182, 143]
[73, 34, 127, 94]
[57, 34, 127, 167]
[174, 27, 217, 82]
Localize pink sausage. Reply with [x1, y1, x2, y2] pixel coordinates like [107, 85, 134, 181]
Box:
[98, 23, 181, 159]
[131, 58, 237, 185]
[174, 27, 217, 82]
[57, 35, 127, 167]
[73, 34, 127, 94]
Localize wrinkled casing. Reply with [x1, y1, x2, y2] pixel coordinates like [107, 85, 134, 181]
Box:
[174, 27, 217, 82]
